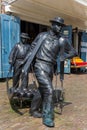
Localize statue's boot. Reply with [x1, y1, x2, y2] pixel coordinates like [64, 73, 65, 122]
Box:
[30, 90, 42, 118]
[42, 95, 54, 127]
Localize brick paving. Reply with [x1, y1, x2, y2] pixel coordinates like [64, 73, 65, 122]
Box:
[0, 73, 87, 130]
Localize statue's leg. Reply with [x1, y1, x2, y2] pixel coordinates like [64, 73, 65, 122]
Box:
[21, 72, 28, 90]
[34, 62, 54, 127]
[13, 68, 21, 88]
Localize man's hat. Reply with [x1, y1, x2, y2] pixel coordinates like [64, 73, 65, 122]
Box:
[50, 17, 65, 26]
[20, 33, 30, 39]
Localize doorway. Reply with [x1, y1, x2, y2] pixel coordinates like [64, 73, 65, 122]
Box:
[21, 20, 48, 43]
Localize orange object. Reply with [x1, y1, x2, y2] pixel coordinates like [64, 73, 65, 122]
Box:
[71, 57, 87, 68]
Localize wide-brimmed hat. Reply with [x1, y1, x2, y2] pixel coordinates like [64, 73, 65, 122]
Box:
[20, 33, 30, 39]
[50, 17, 65, 26]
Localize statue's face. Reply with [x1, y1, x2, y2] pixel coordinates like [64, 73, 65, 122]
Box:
[51, 23, 62, 34]
[21, 38, 27, 44]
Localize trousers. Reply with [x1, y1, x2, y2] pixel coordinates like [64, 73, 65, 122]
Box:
[34, 60, 54, 125]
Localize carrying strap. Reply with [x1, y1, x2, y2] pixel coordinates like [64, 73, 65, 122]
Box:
[6, 65, 13, 92]
[30, 64, 38, 88]
[60, 61, 64, 81]
[54, 73, 64, 101]
[22, 33, 48, 74]
[6, 65, 20, 100]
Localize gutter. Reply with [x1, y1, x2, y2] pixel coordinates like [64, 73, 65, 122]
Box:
[1, 0, 19, 13]
[1, 0, 19, 6]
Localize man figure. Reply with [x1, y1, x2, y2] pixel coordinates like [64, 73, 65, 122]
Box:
[22, 17, 77, 127]
[9, 33, 30, 91]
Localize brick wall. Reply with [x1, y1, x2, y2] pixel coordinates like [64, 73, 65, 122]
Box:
[0, 0, 1, 13]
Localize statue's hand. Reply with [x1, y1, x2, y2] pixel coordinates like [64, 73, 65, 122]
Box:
[9, 60, 13, 65]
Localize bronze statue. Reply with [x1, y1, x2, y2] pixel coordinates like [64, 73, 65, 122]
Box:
[22, 17, 78, 127]
[9, 33, 30, 91]
[8, 33, 42, 116]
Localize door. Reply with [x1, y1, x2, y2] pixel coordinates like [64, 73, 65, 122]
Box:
[0, 20, 1, 78]
[57, 25, 72, 73]
[62, 25, 72, 73]
[0, 14, 20, 78]
[80, 32, 87, 71]
[80, 32, 87, 62]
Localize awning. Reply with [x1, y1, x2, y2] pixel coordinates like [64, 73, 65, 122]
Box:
[3, 0, 87, 30]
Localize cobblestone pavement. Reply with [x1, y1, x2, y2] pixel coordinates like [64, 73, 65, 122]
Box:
[0, 73, 87, 130]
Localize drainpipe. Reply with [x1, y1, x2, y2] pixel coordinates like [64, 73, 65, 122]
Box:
[1, 0, 6, 14]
